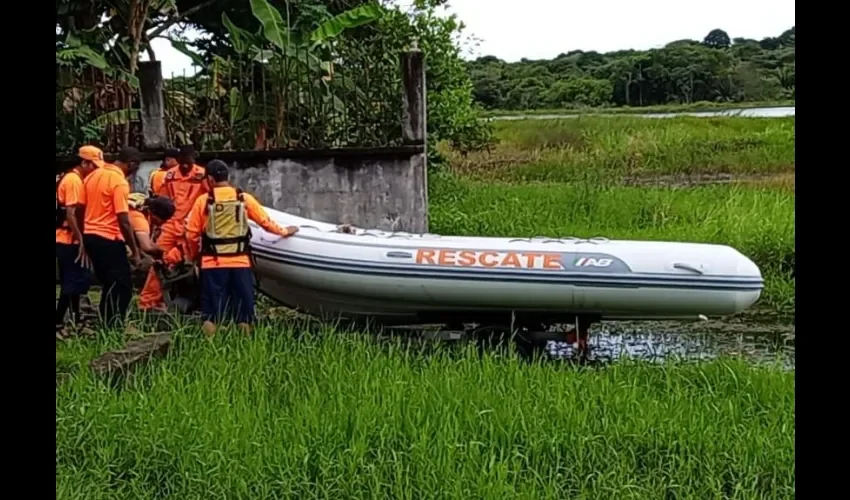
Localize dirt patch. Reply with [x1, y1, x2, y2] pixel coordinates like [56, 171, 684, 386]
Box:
[623, 172, 795, 189]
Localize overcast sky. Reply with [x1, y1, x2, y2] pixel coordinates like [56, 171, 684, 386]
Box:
[147, 0, 796, 78]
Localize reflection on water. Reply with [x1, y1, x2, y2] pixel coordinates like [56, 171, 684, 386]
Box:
[381, 318, 795, 370]
[491, 106, 796, 121]
[546, 321, 794, 370]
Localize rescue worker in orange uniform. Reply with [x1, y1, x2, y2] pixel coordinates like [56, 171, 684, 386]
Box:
[139, 145, 206, 311]
[157, 145, 207, 215]
[185, 160, 298, 337]
[127, 193, 180, 261]
[129, 194, 186, 312]
[55, 146, 100, 334]
[148, 148, 178, 196]
[83, 147, 142, 327]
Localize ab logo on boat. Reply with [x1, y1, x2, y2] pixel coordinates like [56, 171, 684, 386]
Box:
[574, 257, 613, 268]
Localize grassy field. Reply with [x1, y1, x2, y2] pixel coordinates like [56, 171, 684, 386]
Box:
[56, 113, 794, 498]
[433, 116, 795, 315]
[57, 323, 794, 499]
[480, 100, 795, 118]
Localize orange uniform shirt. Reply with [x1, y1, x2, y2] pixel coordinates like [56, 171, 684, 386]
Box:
[157, 164, 207, 222]
[83, 164, 130, 241]
[186, 186, 289, 269]
[148, 169, 168, 195]
[128, 209, 150, 235]
[56, 168, 85, 245]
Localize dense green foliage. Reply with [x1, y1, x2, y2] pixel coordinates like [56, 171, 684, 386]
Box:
[55, 0, 492, 154]
[468, 27, 795, 110]
[57, 325, 794, 499]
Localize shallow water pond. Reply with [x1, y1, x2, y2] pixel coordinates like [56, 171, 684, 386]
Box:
[547, 318, 794, 369]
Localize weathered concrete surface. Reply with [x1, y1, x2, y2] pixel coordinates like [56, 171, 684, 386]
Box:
[137, 61, 167, 150]
[400, 43, 426, 145]
[133, 148, 428, 233]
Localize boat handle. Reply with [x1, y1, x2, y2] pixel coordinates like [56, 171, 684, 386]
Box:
[673, 263, 704, 275]
[259, 233, 284, 243]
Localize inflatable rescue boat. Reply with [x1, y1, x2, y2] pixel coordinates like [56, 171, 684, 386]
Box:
[247, 208, 763, 327]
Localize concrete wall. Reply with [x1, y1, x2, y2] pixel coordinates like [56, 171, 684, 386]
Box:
[132, 146, 428, 233]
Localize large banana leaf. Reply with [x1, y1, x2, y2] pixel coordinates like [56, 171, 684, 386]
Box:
[88, 108, 140, 128]
[309, 3, 384, 44]
[250, 0, 383, 51]
[250, 0, 291, 51]
[222, 12, 255, 55]
[58, 33, 109, 69]
[169, 39, 204, 68]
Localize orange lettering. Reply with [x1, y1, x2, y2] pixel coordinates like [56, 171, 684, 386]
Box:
[479, 251, 499, 267]
[416, 249, 436, 265]
[457, 250, 477, 266]
[438, 250, 457, 266]
[501, 252, 522, 267]
[543, 254, 562, 269]
[524, 252, 542, 268]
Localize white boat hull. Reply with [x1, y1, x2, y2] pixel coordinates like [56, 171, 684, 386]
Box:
[248, 209, 764, 325]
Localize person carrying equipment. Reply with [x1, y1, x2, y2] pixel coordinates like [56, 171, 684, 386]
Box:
[126, 193, 189, 312]
[127, 193, 179, 260]
[55, 146, 100, 336]
[148, 148, 178, 196]
[185, 160, 298, 337]
[144, 145, 206, 307]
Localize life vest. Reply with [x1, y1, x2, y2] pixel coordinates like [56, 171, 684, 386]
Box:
[128, 192, 148, 210]
[201, 188, 252, 256]
[55, 170, 81, 229]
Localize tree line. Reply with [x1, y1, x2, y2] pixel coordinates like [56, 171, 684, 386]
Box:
[467, 27, 795, 110]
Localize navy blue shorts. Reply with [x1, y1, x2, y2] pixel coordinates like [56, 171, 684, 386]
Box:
[200, 267, 256, 324]
[56, 242, 91, 295]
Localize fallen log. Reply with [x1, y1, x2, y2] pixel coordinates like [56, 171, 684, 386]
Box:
[89, 331, 173, 377]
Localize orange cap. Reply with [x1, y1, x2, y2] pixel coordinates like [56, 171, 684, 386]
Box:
[78, 145, 105, 168]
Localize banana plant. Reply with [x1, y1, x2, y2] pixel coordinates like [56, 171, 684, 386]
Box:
[219, 0, 384, 147]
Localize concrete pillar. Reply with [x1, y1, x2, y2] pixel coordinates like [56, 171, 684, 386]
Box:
[400, 40, 426, 145]
[138, 61, 167, 150]
[399, 40, 428, 233]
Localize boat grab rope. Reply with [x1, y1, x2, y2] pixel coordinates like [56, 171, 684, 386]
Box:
[258, 220, 612, 244]
[507, 236, 611, 245]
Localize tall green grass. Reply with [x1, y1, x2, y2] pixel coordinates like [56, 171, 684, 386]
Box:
[429, 175, 795, 313]
[57, 325, 794, 499]
[445, 117, 795, 183]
